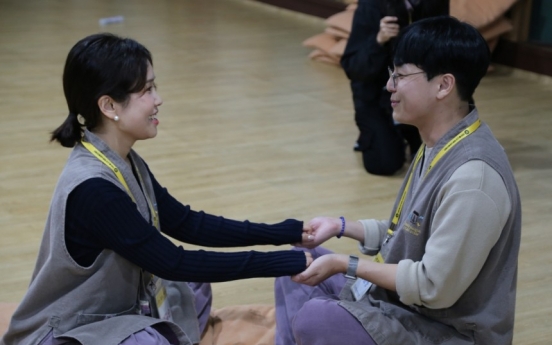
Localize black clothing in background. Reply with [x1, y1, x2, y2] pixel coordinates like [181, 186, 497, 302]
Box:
[341, 0, 449, 175]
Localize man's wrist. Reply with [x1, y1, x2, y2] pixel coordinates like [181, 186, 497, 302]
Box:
[376, 32, 386, 45]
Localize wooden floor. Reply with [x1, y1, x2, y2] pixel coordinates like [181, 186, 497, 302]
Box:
[1, 0, 551, 343]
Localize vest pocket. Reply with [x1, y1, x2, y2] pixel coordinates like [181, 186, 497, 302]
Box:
[76, 303, 138, 326]
[381, 302, 456, 343]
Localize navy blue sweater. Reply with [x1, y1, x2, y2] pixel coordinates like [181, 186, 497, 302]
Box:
[65, 171, 306, 282]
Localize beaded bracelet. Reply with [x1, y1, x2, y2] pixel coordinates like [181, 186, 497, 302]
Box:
[337, 216, 345, 238]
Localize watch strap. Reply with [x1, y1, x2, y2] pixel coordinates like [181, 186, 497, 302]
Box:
[345, 255, 359, 279]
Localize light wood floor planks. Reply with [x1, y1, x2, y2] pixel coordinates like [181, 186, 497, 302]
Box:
[0, 0, 551, 343]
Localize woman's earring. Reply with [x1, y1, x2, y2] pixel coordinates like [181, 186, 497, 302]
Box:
[114, 115, 119, 122]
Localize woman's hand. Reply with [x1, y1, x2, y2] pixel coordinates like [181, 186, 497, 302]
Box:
[291, 254, 347, 286]
[304, 251, 313, 267]
[377, 16, 400, 45]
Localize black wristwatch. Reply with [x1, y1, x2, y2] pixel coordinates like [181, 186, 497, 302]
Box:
[345, 255, 359, 280]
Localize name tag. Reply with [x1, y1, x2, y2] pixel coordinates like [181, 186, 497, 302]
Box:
[154, 278, 174, 321]
[351, 278, 372, 301]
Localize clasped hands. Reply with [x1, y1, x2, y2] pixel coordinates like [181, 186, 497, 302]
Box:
[294, 217, 350, 286]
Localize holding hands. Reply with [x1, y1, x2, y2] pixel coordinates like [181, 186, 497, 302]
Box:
[298, 216, 364, 249]
[299, 217, 343, 249]
[303, 251, 313, 267]
[292, 253, 347, 286]
[293, 217, 397, 289]
[294, 218, 344, 279]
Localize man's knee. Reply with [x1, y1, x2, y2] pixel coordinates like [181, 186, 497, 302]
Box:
[292, 299, 324, 342]
[292, 298, 340, 342]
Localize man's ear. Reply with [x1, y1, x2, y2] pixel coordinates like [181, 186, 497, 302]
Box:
[436, 73, 456, 100]
[97, 95, 117, 120]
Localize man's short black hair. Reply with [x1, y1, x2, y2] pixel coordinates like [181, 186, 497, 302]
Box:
[393, 16, 490, 101]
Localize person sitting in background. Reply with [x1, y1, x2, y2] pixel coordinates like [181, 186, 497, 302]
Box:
[1, 33, 312, 345]
[275, 16, 521, 345]
[342, 0, 448, 175]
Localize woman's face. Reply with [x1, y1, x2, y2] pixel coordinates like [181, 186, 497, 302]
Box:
[114, 63, 162, 142]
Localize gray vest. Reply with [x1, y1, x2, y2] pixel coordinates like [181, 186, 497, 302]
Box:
[339, 109, 521, 345]
[1, 131, 199, 345]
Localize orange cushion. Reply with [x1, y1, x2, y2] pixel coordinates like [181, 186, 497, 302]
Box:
[308, 49, 341, 65]
[329, 38, 348, 57]
[324, 10, 354, 34]
[450, 0, 518, 29]
[199, 304, 276, 345]
[346, 3, 358, 11]
[479, 16, 513, 41]
[0, 303, 18, 336]
[325, 26, 350, 40]
[303, 32, 339, 54]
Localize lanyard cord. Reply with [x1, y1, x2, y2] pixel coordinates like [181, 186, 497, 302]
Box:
[386, 119, 481, 240]
[81, 140, 159, 230]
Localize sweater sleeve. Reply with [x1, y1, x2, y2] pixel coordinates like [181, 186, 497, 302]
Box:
[340, 0, 389, 82]
[357, 218, 389, 256]
[395, 160, 511, 308]
[65, 178, 307, 282]
[148, 170, 303, 246]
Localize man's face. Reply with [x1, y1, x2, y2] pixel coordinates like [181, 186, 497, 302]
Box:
[387, 64, 439, 127]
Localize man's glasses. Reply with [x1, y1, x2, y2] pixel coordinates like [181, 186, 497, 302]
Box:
[388, 67, 425, 89]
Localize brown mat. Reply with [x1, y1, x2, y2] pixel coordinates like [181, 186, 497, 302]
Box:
[0, 303, 18, 337]
[1, 303, 276, 345]
[200, 304, 276, 345]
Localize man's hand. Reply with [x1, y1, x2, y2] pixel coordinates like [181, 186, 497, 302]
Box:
[295, 222, 315, 246]
[291, 254, 347, 286]
[295, 217, 341, 249]
[377, 16, 400, 45]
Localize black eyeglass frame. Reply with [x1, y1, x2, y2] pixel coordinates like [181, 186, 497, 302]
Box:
[388, 67, 425, 89]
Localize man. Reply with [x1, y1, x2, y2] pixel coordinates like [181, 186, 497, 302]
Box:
[341, 0, 448, 175]
[275, 16, 521, 345]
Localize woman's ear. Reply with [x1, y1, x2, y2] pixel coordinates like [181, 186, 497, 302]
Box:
[97, 95, 117, 120]
[436, 73, 456, 100]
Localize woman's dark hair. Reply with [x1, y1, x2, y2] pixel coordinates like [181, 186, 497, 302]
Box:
[51, 33, 153, 147]
[393, 16, 490, 101]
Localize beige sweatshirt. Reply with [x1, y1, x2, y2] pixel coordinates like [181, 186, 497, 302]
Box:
[358, 158, 511, 309]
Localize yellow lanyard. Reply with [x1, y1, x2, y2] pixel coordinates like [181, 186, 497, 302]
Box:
[81, 140, 159, 230]
[373, 119, 481, 263]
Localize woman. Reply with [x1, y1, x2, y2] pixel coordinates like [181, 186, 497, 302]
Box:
[1, 33, 312, 345]
[342, 0, 448, 175]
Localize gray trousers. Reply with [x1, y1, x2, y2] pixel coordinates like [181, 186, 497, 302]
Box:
[39, 282, 212, 345]
[274, 247, 377, 345]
